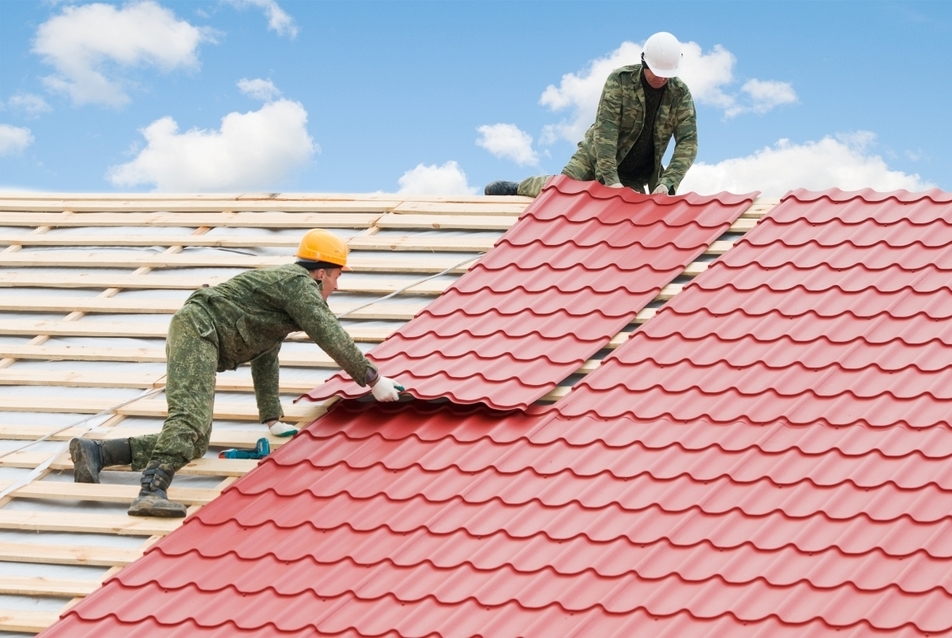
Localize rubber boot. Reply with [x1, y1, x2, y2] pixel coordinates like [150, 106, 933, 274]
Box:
[484, 180, 519, 196]
[127, 462, 187, 518]
[69, 437, 132, 484]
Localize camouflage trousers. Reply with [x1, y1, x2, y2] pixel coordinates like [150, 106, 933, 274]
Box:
[129, 304, 219, 472]
[517, 150, 651, 197]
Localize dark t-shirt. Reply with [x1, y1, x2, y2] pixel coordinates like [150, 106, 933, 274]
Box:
[617, 71, 667, 183]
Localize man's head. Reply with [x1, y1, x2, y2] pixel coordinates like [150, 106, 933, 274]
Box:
[641, 31, 682, 88]
[296, 229, 348, 300]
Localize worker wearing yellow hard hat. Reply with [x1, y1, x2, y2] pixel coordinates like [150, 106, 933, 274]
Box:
[69, 229, 403, 517]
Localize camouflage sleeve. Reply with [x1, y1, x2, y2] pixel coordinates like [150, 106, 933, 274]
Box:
[660, 86, 698, 193]
[282, 278, 377, 386]
[250, 345, 283, 423]
[591, 70, 625, 186]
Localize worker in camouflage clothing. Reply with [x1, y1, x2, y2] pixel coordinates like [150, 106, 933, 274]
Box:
[485, 32, 697, 197]
[69, 229, 403, 517]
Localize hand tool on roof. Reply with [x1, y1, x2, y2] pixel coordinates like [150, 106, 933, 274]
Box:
[219, 437, 271, 459]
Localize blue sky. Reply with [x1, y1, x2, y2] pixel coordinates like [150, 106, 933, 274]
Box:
[1, 0, 950, 196]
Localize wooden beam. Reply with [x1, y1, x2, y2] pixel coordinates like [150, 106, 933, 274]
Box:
[0, 232, 498, 253]
[390, 201, 530, 215]
[13, 482, 220, 505]
[0, 396, 327, 421]
[0, 320, 394, 342]
[0, 510, 181, 536]
[0, 608, 59, 633]
[742, 197, 780, 217]
[0, 271, 450, 295]
[0, 252, 478, 273]
[0, 345, 341, 369]
[0, 576, 101, 598]
[0, 426, 290, 449]
[0, 208, 387, 220]
[7, 452, 258, 478]
[0, 541, 141, 567]
[0, 296, 427, 320]
[347, 235, 495, 252]
[0, 369, 322, 394]
[64, 454, 258, 477]
[376, 213, 518, 231]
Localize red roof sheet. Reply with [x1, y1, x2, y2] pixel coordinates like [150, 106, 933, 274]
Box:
[43, 402, 952, 636]
[303, 176, 754, 410]
[556, 187, 952, 425]
[42, 187, 952, 637]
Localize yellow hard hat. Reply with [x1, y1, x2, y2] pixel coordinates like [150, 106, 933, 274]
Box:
[296, 229, 349, 268]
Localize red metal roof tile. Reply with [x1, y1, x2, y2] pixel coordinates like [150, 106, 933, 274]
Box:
[43, 188, 952, 637]
[557, 187, 952, 428]
[302, 176, 754, 410]
[48, 394, 952, 636]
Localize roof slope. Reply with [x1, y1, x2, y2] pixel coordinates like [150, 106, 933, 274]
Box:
[305, 176, 755, 409]
[41, 187, 952, 636]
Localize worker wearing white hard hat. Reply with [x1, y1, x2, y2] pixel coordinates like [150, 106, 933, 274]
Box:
[486, 31, 697, 198]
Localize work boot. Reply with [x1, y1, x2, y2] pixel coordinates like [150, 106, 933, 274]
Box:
[127, 462, 187, 518]
[484, 180, 520, 196]
[69, 437, 132, 484]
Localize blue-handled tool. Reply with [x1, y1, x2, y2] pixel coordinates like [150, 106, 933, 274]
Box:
[219, 437, 271, 459]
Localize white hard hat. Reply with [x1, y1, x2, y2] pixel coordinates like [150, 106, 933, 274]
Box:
[642, 32, 682, 78]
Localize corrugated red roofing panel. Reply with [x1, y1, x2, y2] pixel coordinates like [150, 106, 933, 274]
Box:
[556, 187, 952, 426]
[41, 187, 952, 637]
[44, 399, 952, 636]
[302, 176, 755, 410]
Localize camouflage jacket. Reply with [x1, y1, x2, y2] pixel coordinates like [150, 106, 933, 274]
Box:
[184, 263, 376, 421]
[577, 64, 698, 193]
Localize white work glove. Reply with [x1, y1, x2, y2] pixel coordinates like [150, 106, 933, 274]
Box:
[269, 421, 298, 437]
[652, 184, 668, 195]
[371, 376, 404, 402]
[606, 182, 624, 189]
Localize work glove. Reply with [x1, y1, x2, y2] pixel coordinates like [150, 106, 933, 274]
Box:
[652, 184, 668, 195]
[606, 182, 624, 189]
[269, 421, 298, 437]
[371, 376, 405, 402]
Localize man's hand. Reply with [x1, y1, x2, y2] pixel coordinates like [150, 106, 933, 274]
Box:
[371, 376, 405, 402]
[652, 184, 668, 195]
[606, 183, 624, 189]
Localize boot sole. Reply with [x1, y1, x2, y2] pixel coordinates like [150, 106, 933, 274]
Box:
[128, 505, 187, 518]
[128, 496, 187, 518]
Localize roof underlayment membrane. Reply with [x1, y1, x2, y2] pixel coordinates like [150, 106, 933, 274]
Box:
[2, 182, 951, 636]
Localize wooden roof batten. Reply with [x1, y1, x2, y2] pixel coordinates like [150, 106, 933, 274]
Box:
[0, 191, 773, 634]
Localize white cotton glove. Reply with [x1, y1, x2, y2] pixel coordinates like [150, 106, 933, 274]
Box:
[652, 184, 668, 195]
[371, 376, 405, 402]
[606, 182, 624, 189]
[269, 421, 298, 437]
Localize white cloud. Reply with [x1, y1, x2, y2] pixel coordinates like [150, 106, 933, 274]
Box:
[726, 79, 798, 117]
[107, 99, 316, 191]
[238, 78, 281, 101]
[0, 124, 34, 155]
[397, 161, 477, 195]
[538, 39, 797, 144]
[680, 132, 934, 196]
[539, 41, 641, 145]
[476, 123, 539, 166]
[224, 0, 298, 38]
[6, 93, 53, 119]
[33, 1, 213, 107]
